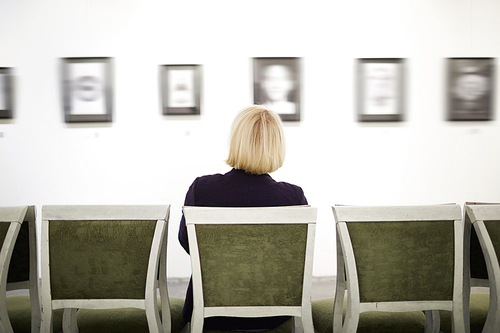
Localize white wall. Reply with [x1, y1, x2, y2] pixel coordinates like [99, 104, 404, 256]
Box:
[1, 0, 500, 278]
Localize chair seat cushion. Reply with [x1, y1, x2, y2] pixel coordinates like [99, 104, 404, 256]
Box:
[7, 295, 63, 333]
[76, 296, 186, 333]
[439, 292, 489, 333]
[312, 298, 426, 333]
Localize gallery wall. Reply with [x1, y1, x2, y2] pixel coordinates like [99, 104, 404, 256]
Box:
[1, 0, 500, 278]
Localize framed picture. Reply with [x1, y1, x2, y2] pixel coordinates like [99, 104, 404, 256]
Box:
[0, 67, 14, 119]
[61, 57, 113, 123]
[253, 57, 301, 121]
[357, 58, 405, 122]
[447, 58, 494, 121]
[160, 65, 201, 115]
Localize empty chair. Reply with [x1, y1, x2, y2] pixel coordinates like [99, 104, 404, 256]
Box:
[332, 204, 466, 333]
[462, 202, 500, 333]
[40, 205, 170, 333]
[182, 206, 317, 333]
[1, 205, 41, 333]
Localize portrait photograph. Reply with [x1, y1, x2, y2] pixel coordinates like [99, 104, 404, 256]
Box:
[357, 58, 405, 122]
[0, 67, 13, 119]
[160, 65, 201, 115]
[61, 57, 113, 123]
[447, 58, 494, 121]
[253, 57, 301, 122]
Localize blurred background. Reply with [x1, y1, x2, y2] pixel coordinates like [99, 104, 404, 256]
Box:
[1, 0, 500, 279]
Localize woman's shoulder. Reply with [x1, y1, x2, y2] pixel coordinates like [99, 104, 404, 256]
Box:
[190, 170, 232, 187]
[274, 180, 305, 194]
[270, 179, 308, 205]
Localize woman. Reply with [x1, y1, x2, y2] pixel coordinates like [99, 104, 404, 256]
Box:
[178, 105, 308, 331]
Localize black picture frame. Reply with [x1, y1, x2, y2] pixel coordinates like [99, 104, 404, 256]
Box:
[160, 64, 201, 115]
[61, 57, 113, 123]
[447, 57, 495, 121]
[357, 58, 405, 122]
[253, 57, 301, 122]
[0, 67, 14, 119]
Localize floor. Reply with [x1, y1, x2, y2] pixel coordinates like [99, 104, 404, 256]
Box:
[7, 277, 337, 301]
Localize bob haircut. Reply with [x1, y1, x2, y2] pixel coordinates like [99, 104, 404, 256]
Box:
[226, 105, 286, 175]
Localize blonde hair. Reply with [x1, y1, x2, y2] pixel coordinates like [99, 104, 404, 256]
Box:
[226, 106, 285, 175]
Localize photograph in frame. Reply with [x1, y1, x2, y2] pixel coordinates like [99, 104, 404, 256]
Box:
[253, 57, 301, 122]
[161, 65, 201, 115]
[61, 57, 113, 123]
[0, 67, 13, 119]
[447, 58, 494, 121]
[357, 58, 405, 122]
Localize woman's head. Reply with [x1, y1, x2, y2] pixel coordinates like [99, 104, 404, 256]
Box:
[226, 105, 285, 175]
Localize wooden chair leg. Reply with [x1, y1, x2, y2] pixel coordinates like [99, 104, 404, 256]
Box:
[159, 239, 171, 333]
[161, 294, 171, 333]
[424, 310, 440, 333]
[333, 233, 346, 333]
[0, 300, 14, 333]
[189, 309, 203, 333]
[452, 306, 466, 333]
[30, 290, 41, 333]
[342, 304, 359, 333]
[291, 316, 300, 333]
[40, 307, 53, 333]
[145, 296, 163, 333]
[62, 308, 78, 333]
[301, 308, 314, 333]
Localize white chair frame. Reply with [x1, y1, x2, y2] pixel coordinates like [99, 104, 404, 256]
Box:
[464, 203, 500, 333]
[332, 204, 466, 333]
[40, 205, 170, 333]
[183, 206, 317, 333]
[1, 205, 40, 333]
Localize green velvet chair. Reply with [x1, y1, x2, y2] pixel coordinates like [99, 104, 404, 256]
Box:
[1, 205, 42, 333]
[40, 205, 171, 333]
[332, 204, 466, 333]
[312, 297, 427, 333]
[459, 202, 500, 333]
[182, 206, 317, 333]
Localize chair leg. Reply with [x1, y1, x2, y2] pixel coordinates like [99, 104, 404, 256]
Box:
[424, 310, 440, 333]
[161, 294, 172, 333]
[291, 316, 300, 333]
[62, 308, 79, 333]
[159, 235, 171, 333]
[0, 297, 14, 333]
[30, 293, 42, 333]
[342, 304, 359, 333]
[40, 307, 53, 333]
[451, 306, 466, 333]
[145, 298, 163, 333]
[333, 235, 346, 333]
[189, 310, 203, 333]
[333, 282, 345, 333]
[301, 307, 315, 333]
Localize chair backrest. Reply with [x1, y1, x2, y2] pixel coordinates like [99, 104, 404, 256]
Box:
[1, 206, 28, 286]
[464, 202, 499, 286]
[183, 206, 316, 319]
[41, 205, 170, 333]
[6, 206, 37, 288]
[0, 206, 36, 332]
[465, 203, 500, 285]
[464, 202, 500, 333]
[42, 205, 170, 301]
[333, 204, 463, 308]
